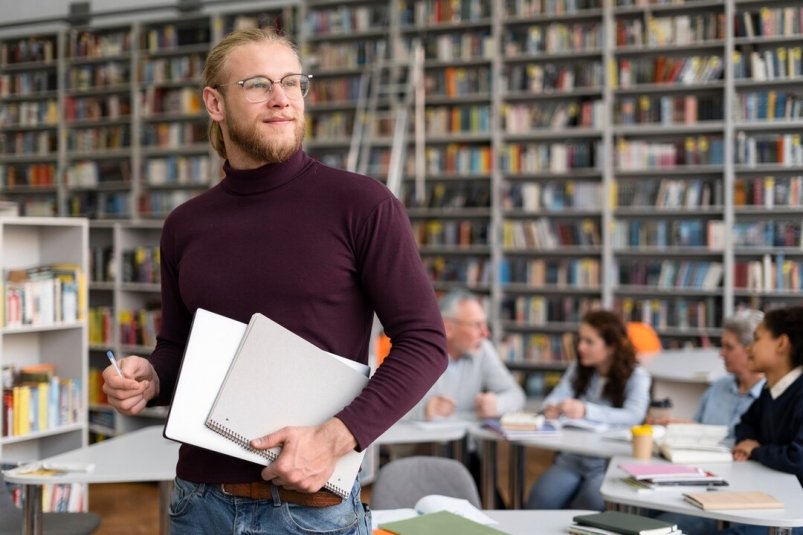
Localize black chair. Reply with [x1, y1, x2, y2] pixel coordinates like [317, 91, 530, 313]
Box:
[0, 473, 101, 535]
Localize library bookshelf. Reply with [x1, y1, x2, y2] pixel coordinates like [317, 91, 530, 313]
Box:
[0, 216, 90, 511]
[2, 0, 803, 395]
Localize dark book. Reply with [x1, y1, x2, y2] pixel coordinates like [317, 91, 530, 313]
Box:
[573, 511, 676, 535]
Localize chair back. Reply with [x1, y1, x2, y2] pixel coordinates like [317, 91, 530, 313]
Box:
[370, 455, 481, 510]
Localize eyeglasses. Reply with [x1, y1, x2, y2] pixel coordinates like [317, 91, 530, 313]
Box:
[214, 74, 312, 102]
[447, 318, 488, 331]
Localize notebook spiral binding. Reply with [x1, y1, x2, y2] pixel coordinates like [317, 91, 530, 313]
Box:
[205, 419, 349, 498]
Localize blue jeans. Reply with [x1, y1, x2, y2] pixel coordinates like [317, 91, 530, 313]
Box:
[526, 452, 607, 511]
[169, 477, 371, 535]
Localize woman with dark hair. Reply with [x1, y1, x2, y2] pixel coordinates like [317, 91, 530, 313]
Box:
[526, 310, 651, 510]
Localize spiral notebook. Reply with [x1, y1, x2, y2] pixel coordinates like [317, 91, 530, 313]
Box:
[205, 312, 370, 499]
[163, 308, 270, 466]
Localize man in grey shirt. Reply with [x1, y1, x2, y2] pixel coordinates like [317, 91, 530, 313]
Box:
[406, 288, 526, 422]
[404, 289, 525, 506]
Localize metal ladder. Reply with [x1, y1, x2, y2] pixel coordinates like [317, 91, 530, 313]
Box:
[347, 39, 425, 203]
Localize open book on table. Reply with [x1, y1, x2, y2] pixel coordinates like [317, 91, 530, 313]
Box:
[658, 423, 732, 463]
[373, 495, 501, 535]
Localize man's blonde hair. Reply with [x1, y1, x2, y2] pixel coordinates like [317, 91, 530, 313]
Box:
[202, 28, 301, 160]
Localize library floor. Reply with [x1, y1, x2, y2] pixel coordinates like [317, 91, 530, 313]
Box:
[87, 445, 554, 533]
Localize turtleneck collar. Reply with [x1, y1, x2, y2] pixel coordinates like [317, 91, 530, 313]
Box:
[219, 149, 310, 195]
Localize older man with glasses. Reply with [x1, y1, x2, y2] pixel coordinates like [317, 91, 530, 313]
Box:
[404, 288, 526, 506]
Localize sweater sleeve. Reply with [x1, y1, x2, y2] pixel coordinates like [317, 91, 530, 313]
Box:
[543, 362, 578, 407]
[335, 196, 448, 449]
[584, 366, 651, 426]
[746, 391, 803, 481]
[146, 213, 193, 406]
[693, 384, 713, 423]
[734, 392, 763, 443]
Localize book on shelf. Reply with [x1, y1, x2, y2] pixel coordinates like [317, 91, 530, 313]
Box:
[683, 490, 783, 511]
[572, 510, 678, 535]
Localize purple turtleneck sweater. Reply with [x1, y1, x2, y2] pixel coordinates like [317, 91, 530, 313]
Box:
[149, 150, 447, 483]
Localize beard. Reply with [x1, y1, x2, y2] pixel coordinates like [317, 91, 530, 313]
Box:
[226, 109, 305, 164]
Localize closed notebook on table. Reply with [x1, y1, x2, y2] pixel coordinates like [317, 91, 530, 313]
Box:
[205, 312, 370, 499]
[683, 491, 784, 510]
[573, 510, 677, 535]
[379, 511, 507, 535]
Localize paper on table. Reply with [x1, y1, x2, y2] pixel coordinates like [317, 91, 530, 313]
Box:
[371, 494, 497, 532]
[5, 462, 95, 477]
[415, 495, 497, 525]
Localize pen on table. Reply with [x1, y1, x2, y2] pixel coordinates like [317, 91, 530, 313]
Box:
[106, 351, 123, 378]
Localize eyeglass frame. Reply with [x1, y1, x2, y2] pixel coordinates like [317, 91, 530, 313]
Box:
[212, 74, 313, 102]
[445, 317, 488, 331]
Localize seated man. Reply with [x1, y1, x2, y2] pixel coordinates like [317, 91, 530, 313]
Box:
[404, 288, 526, 504]
[405, 288, 526, 423]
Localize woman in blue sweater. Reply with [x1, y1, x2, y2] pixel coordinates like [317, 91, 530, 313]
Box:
[526, 310, 651, 510]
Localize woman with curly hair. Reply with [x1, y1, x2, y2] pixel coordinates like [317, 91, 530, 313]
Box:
[526, 309, 651, 510]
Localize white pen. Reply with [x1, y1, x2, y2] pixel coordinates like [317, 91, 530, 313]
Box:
[106, 350, 123, 378]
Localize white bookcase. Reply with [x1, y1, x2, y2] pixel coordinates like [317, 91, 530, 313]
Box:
[87, 219, 166, 440]
[0, 217, 88, 461]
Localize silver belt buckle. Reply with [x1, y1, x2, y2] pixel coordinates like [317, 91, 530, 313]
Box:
[220, 484, 232, 496]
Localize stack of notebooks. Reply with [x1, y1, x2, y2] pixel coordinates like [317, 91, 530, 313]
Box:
[483, 412, 610, 440]
[568, 511, 681, 535]
[619, 462, 728, 491]
[162, 308, 370, 499]
[483, 412, 560, 439]
[658, 423, 732, 463]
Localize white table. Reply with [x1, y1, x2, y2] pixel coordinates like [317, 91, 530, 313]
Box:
[470, 426, 632, 509]
[375, 420, 470, 447]
[5, 425, 178, 535]
[601, 455, 803, 535]
[642, 348, 726, 419]
[486, 509, 597, 534]
[374, 509, 596, 535]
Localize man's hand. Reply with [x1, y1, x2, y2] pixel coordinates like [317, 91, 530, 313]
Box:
[424, 395, 456, 421]
[101, 356, 159, 415]
[474, 392, 498, 419]
[542, 404, 561, 420]
[557, 398, 586, 419]
[733, 439, 760, 461]
[252, 418, 357, 493]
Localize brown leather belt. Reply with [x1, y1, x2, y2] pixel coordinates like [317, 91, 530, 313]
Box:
[219, 481, 342, 508]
